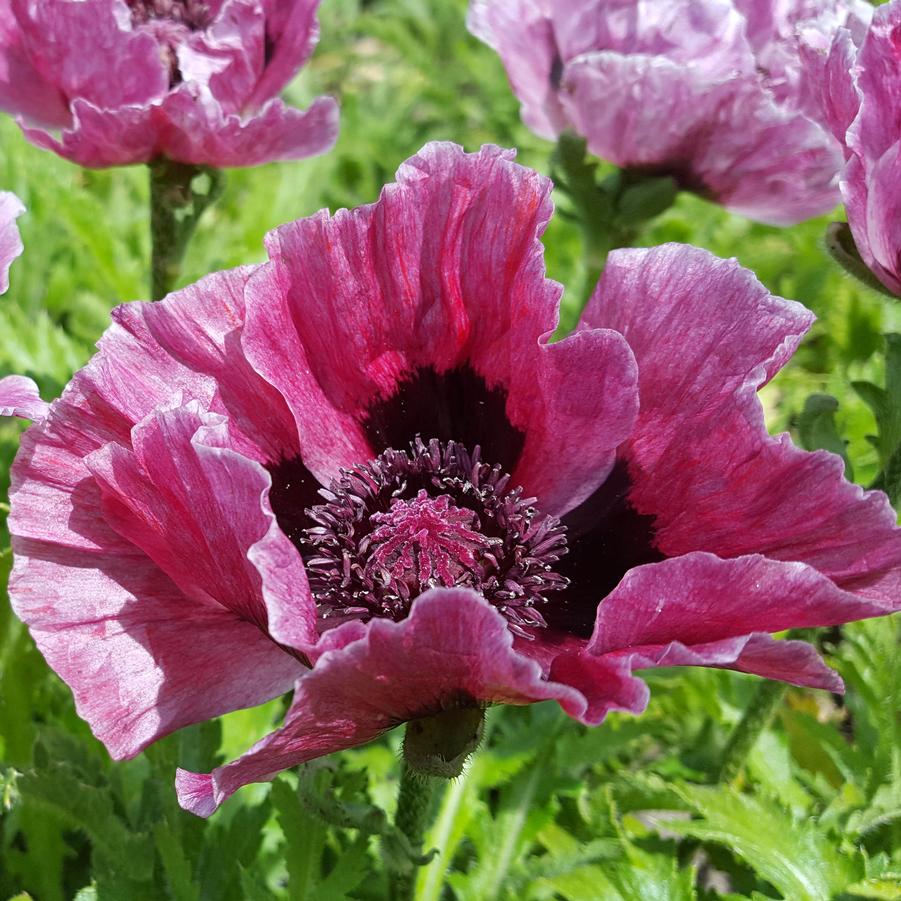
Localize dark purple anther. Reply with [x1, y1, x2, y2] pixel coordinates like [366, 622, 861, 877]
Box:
[301, 438, 569, 636]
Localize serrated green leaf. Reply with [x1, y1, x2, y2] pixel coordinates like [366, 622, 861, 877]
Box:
[798, 393, 853, 477]
[663, 784, 862, 900]
[272, 777, 327, 901]
[316, 836, 371, 900]
[846, 876, 901, 900]
[597, 851, 697, 901]
[238, 868, 277, 901]
[153, 820, 199, 901]
[18, 742, 154, 883]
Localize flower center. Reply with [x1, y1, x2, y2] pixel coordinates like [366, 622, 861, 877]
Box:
[127, 0, 211, 29]
[365, 491, 498, 595]
[126, 0, 212, 85]
[300, 439, 569, 637]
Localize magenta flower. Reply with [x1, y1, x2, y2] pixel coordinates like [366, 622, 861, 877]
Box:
[804, 0, 901, 296]
[8, 144, 901, 817]
[0, 191, 46, 421]
[0, 190, 22, 293]
[469, 0, 870, 225]
[0, 0, 337, 168]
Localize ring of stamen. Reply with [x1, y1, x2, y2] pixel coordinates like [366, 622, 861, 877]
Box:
[127, 0, 212, 29]
[300, 438, 569, 638]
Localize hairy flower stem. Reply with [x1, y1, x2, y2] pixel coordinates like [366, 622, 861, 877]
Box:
[717, 630, 816, 781]
[148, 158, 224, 300]
[389, 763, 437, 901]
[717, 678, 788, 782]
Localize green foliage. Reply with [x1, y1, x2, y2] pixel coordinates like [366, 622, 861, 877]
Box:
[797, 394, 854, 477]
[1, 0, 900, 899]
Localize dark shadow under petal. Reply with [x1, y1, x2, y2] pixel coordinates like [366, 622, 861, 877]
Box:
[267, 456, 325, 553]
[362, 365, 526, 473]
[551, 459, 664, 637]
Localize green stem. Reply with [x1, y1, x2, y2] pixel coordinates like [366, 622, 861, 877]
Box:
[551, 134, 677, 319]
[148, 158, 224, 300]
[717, 678, 787, 782]
[417, 768, 474, 901]
[388, 762, 437, 901]
[718, 629, 816, 782]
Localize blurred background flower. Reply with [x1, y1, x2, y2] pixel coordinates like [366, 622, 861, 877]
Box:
[469, 0, 870, 225]
[806, 0, 901, 299]
[0, 0, 338, 168]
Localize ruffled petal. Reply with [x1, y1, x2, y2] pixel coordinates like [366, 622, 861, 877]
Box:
[847, 1, 901, 165]
[10, 0, 167, 109]
[471, 0, 848, 225]
[176, 588, 586, 816]
[550, 634, 838, 728]
[0, 0, 69, 126]
[547, 0, 752, 77]
[8, 268, 312, 757]
[0, 375, 47, 421]
[466, 0, 567, 139]
[855, 141, 901, 296]
[157, 89, 338, 167]
[690, 82, 842, 226]
[0, 190, 24, 294]
[22, 99, 158, 168]
[250, 143, 637, 512]
[589, 553, 893, 655]
[11, 531, 302, 759]
[10, 424, 302, 759]
[23, 90, 338, 169]
[558, 552, 884, 702]
[83, 402, 316, 646]
[581, 244, 901, 607]
[737, 0, 871, 115]
[249, 0, 323, 107]
[123, 268, 299, 463]
[562, 54, 841, 225]
[621, 634, 841, 693]
[800, 26, 861, 148]
[179, 0, 265, 113]
[560, 52, 734, 172]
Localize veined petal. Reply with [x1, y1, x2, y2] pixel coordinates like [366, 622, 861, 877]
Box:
[158, 91, 338, 167]
[0, 375, 47, 421]
[11, 0, 168, 109]
[10, 423, 302, 759]
[83, 402, 316, 645]
[249, 142, 638, 512]
[0, 190, 24, 294]
[588, 553, 893, 655]
[0, 0, 68, 126]
[249, 0, 323, 106]
[176, 589, 586, 816]
[581, 244, 901, 607]
[470, 0, 854, 224]
[3, 0, 336, 169]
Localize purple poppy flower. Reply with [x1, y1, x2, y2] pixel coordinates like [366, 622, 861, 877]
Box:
[7, 144, 901, 817]
[803, 0, 901, 296]
[0, 0, 337, 168]
[0, 190, 22, 293]
[469, 0, 870, 225]
[0, 192, 45, 421]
